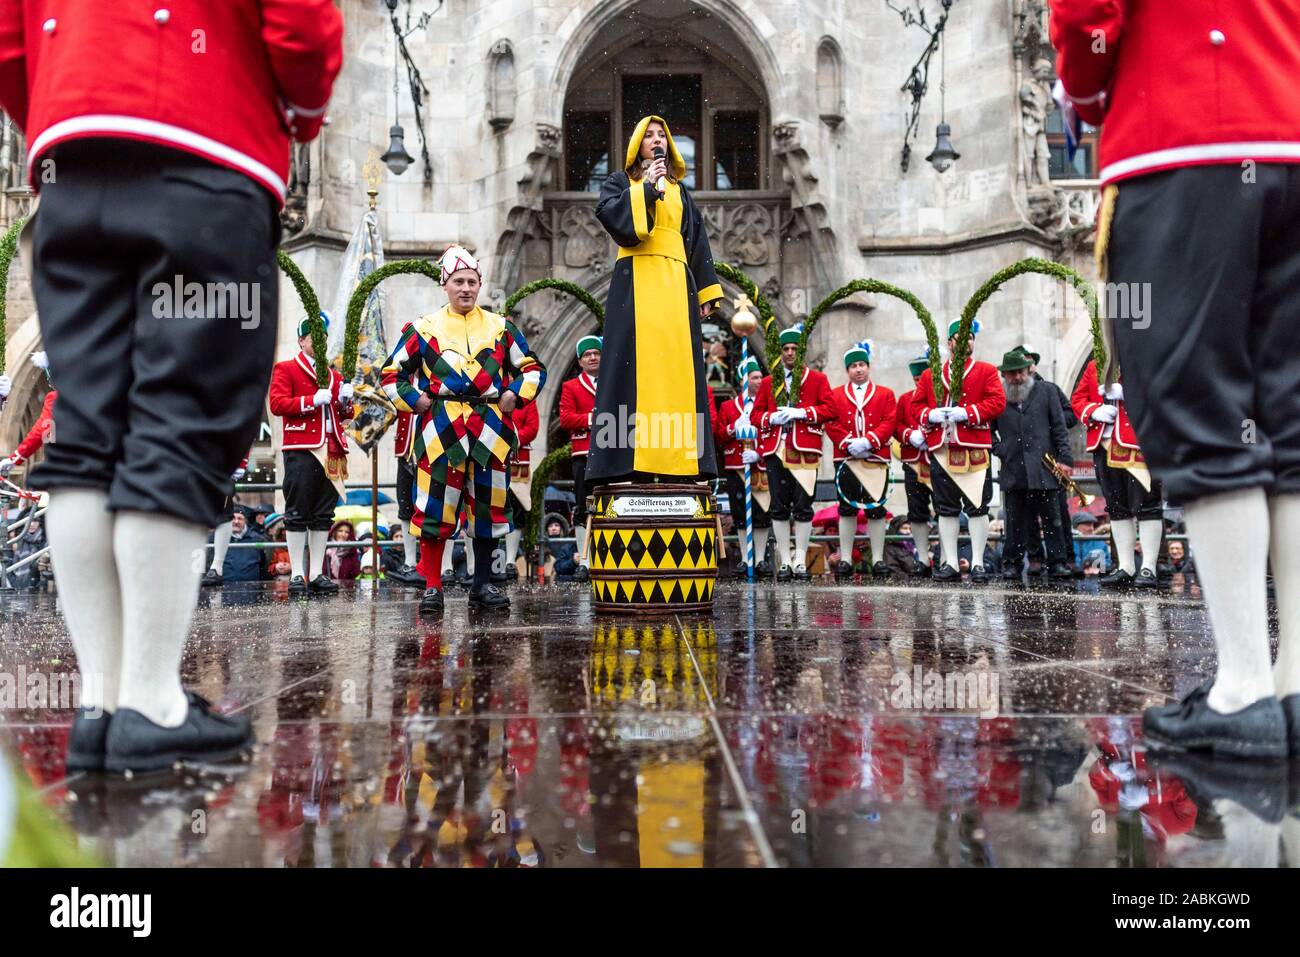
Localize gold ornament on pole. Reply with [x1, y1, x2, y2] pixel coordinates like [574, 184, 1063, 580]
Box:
[363, 150, 382, 211]
[729, 293, 758, 337]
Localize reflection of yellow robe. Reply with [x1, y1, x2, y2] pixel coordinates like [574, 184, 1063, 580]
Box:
[588, 115, 724, 481]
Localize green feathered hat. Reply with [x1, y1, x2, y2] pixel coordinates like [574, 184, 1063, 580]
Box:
[843, 339, 873, 368]
[575, 334, 602, 358]
[737, 356, 761, 382]
[908, 354, 930, 377]
[298, 310, 329, 340]
[947, 318, 981, 339]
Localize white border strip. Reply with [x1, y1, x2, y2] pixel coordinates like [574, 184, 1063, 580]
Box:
[28, 114, 287, 198]
[1102, 141, 1300, 184]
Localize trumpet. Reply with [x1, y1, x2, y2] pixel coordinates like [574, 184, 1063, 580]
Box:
[1043, 452, 1094, 506]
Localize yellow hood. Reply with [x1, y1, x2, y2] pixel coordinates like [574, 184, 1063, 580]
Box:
[624, 115, 687, 182]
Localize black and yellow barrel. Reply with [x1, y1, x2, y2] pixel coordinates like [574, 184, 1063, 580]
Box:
[587, 483, 718, 614]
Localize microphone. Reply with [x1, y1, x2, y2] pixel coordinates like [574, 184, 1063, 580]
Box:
[652, 147, 668, 195]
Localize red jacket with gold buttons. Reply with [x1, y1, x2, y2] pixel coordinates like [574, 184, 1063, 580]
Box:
[558, 373, 598, 457]
[914, 359, 1006, 451]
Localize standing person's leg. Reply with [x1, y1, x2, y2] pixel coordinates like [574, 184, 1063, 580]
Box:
[571, 454, 590, 576]
[205, 495, 235, 585]
[1111, 165, 1284, 755]
[904, 465, 932, 573]
[305, 459, 340, 593]
[1133, 478, 1165, 586]
[1001, 490, 1027, 573]
[752, 473, 772, 570]
[466, 458, 511, 610]
[1036, 490, 1072, 571]
[928, 461, 962, 580]
[766, 454, 795, 577]
[835, 467, 862, 575]
[281, 451, 314, 587]
[865, 503, 889, 576]
[967, 469, 994, 580]
[790, 465, 815, 578]
[1095, 450, 1138, 582]
[397, 457, 421, 569]
[416, 455, 465, 616]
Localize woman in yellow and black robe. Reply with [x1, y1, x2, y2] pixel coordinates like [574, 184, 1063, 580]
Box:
[586, 115, 724, 483]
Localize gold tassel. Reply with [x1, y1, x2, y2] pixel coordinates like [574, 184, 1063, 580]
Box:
[1093, 184, 1118, 281]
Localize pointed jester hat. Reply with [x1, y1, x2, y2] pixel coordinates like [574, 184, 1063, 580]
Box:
[438, 245, 481, 286]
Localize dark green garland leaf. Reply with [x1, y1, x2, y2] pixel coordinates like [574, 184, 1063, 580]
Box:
[277, 249, 327, 387]
[0, 215, 28, 374]
[502, 277, 604, 328]
[524, 443, 573, 551]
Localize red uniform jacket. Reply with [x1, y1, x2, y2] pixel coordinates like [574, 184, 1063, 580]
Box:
[750, 367, 836, 457]
[558, 373, 598, 457]
[714, 391, 769, 472]
[0, 0, 344, 204]
[1049, 0, 1300, 187]
[894, 385, 928, 465]
[1070, 359, 1141, 453]
[914, 359, 1005, 451]
[7, 389, 56, 465]
[826, 381, 897, 465]
[268, 352, 352, 454]
[507, 399, 540, 467]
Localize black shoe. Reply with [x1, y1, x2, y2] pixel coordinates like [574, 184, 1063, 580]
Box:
[1147, 751, 1291, 824]
[288, 575, 308, 596]
[1282, 694, 1300, 758]
[66, 708, 112, 773]
[1048, 562, 1075, 580]
[932, 563, 960, 583]
[777, 564, 793, 582]
[468, 583, 511, 612]
[200, 568, 223, 588]
[756, 559, 773, 576]
[105, 693, 253, 774]
[907, 558, 931, 578]
[388, 564, 425, 587]
[506, 565, 519, 582]
[419, 588, 444, 617]
[308, 574, 339, 594]
[792, 564, 811, 581]
[1098, 568, 1133, 588]
[1133, 568, 1159, 589]
[834, 560, 853, 579]
[574, 565, 590, 583]
[1000, 562, 1021, 580]
[871, 561, 891, 579]
[1143, 680, 1287, 760]
[969, 564, 989, 584]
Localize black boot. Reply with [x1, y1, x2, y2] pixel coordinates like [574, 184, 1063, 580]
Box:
[834, 560, 853, 579]
[105, 693, 254, 774]
[1147, 751, 1291, 823]
[1282, 694, 1300, 758]
[308, 574, 339, 594]
[288, 575, 308, 596]
[871, 561, 891, 579]
[969, 564, 989, 584]
[199, 568, 223, 588]
[1133, 567, 1160, 589]
[469, 583, 511, 611]
[907, 557, 930, 577]
[1143, 680, 1287, 759]
[66, 708, 113, 772]
[1048, 562, 1075, 580]
[932, 563, 960, 583]
[1098, 568, 1133, 588]
[574, 565, 590, 583]
[419, 588, 444, 617]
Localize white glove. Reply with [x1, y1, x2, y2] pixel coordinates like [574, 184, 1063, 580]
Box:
[1118, 781, 1148, 812]
[908, 429, 927, 450]
[769, 409, 792, 426]
[735, 414, 751, 434]
[312, 388, 333, 408]
[0, 374, 10, 399]
[927, 408, 948, 424]
[232, 467, 246, 481]
[1104, 382, 1124, 401]
[1090, 405, 1118, 423]
[946, 406, 969, 423]
[847, 438, 872, 458]
[339, 383, 355, 403]
[784, 407, 808, 421]
[741, 449, 760, 465]
[0, 455, 15, 476]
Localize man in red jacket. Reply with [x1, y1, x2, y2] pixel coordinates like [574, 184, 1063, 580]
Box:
[269, 314, 356, 596]
[896, 356, 936, 576]
[825, 341, 897, 578]
[751, 324, 837, 581]
[0, 352, 55, 479]
[558, 335, 601, 581]
[1071, 360, 1163, 589]
[0, 0, 343, 774]
[1052, 0, 1299, 757]
[714, 357, 772, 575]
[913, 320, 1006, 583]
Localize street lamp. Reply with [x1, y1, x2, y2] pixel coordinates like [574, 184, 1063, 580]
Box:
[381, 0, 415, 176]
[926, 122, 960, 174]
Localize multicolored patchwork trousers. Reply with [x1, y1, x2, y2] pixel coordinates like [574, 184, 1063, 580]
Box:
[410, 453, 511, 541]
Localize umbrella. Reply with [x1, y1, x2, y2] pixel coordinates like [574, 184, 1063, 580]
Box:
[339, 489, 394, 507]
[812, 505, 867, 532]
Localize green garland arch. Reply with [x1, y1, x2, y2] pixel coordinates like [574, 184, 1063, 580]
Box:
[501, 277, 605, 328]
[342, 258, 441, 381]
[713, 261, 781, 391]
[792, 279, 941, 405]
[524, 443, 573, 551]
[276, 249, 327, 387]
[953, 257, 1101, 400]
[0, 215, 28, 374]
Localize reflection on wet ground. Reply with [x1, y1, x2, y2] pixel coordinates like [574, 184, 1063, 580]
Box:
[3, 574, 1299, 867]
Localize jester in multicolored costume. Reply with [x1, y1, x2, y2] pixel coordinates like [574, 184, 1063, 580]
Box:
[382, 246, 546, 617]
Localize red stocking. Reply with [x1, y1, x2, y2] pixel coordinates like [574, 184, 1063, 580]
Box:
[417, 537, 446, 589]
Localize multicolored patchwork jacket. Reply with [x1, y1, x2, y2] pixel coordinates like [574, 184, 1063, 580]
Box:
[381, 304, 546, 469]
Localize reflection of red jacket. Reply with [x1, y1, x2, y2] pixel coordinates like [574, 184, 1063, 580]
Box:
[558, 374, 598, 456]
[1049, 0, 1300, 188]
[9, 389, 56, 465]
[269, 352, 353, 454]
[0, 0, 344, 204]
[826, 381, 897, 464]
[506, 400, 540, 466]
[1088, 746, 1197, 841]
[1071, 360, 1142, 452]
[751, 368, 836, 457]
[914, 359, 1005, 450]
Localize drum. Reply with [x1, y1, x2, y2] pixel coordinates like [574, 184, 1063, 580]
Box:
[587, 483, 719, 614]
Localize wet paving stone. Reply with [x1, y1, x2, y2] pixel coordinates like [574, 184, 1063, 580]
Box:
[2, 577, 1297, 867]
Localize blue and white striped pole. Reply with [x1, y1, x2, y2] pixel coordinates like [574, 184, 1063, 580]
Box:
[739, 338, 755, 581]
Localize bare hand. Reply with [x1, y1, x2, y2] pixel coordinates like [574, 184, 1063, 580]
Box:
[499, 390, 518, 415]
[645, 158, 668, 185]
[414, 394, 433, 414]
[701, 300, 718, 318]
